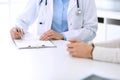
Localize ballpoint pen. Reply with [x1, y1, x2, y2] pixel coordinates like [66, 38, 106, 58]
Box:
[15, 27, 23, 39]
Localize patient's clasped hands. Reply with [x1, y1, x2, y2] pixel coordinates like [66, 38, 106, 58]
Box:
[67, 40, 93, 59]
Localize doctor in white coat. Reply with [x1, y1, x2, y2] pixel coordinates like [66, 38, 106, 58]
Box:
[10, 0, 98, 42]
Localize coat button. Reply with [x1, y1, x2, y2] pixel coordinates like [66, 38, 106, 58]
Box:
[70, 23, 72, 25]
[39, 22, 43, 24]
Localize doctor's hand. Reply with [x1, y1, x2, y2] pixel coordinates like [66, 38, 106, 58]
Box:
[67, 40, 93, 59]
[10, 27, 24, 40]
[40, 30, 64, 40]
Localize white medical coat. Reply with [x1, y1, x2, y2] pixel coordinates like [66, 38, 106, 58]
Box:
[16, 0, 98, 42]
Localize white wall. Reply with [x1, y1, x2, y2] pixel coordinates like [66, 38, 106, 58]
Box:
[0, 0, 28, 28]
[0, 0, 28, 44]
[94, 0, 120, 43]
[95, 0, 120, 11]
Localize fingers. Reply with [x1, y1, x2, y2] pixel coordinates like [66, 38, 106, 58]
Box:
[67, 43, 74, 54]
[10, 27, 24, 39]
[67, 41, 81, 57]
[69, 39, 81, 43]
[67, 43, 74, 49]
[67, 47, 78, 57]
[40, 30, 64, 40]
[67, 48, 74, 55]
[40, 30, 52, 40]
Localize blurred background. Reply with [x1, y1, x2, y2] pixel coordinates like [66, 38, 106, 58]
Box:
[0, 0, 120, 43]
[94, 0, 120, 42]
[0, 0, 28, 45]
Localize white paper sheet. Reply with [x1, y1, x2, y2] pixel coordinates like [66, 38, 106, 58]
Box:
[13, 33, 56, 49]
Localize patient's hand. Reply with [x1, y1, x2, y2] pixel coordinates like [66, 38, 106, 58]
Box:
[67, 40, 93, 59]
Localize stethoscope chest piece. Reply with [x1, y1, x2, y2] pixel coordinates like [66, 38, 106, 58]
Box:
[76, 8, 81, 15]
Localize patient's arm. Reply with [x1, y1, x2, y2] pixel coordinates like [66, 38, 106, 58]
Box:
[94, 38, 120, 48]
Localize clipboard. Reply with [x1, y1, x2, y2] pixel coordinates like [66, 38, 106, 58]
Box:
[13, 39, 56, 49]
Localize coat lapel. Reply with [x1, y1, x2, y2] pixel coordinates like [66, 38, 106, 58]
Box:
[67, 0, 76, 15]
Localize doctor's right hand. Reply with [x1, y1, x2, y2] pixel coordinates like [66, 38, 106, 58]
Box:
[10, 27, 24, 40]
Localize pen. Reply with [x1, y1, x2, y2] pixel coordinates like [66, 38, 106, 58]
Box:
[15, 27, 23, 39]
[16, 27, 21, 32]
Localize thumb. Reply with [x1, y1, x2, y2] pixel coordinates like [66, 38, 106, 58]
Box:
[69, 39, 81, 43]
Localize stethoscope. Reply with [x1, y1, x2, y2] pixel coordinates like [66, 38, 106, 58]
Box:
[39, 0, 47, 6]
[76, 0, 81, 15]
[39, 0, 81, 15]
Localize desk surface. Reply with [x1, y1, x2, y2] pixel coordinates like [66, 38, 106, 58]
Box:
[0, 35, 120, 80]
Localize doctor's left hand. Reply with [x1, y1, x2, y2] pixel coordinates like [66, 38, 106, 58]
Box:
[40, 30, 64, 40]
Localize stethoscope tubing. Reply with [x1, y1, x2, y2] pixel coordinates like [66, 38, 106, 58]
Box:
[76, 0, 80, 9]
[39, 0, 47, 5]
[39, 0, 80, 24]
